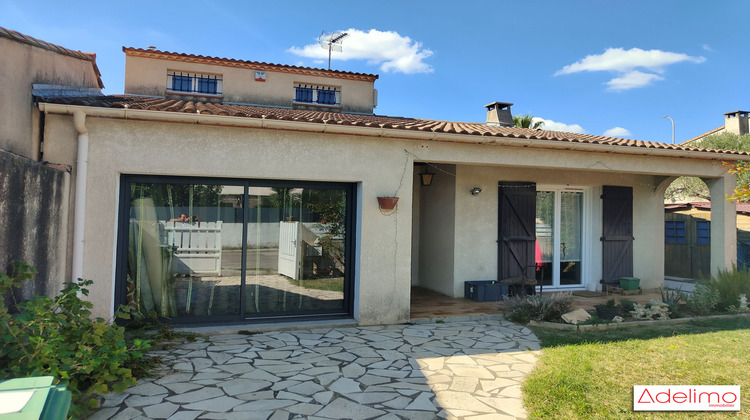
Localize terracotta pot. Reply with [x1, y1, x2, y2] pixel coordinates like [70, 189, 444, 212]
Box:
[377, 196, 399, 210]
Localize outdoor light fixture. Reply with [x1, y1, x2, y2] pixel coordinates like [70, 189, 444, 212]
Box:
[470, 187, 483, 196]
[420, 170, 434, 186]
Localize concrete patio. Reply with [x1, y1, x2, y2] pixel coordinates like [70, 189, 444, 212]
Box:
[89, 320, 540, 420]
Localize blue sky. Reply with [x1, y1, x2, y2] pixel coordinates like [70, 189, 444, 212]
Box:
[2, 1, 747, 143]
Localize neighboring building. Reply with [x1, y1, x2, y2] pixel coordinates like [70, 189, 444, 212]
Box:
[0, 26, 102, 298]
[0, 26, 102, 160]
[684, 110, 750, 145]
[21, 38, 750, 326]
[665, 202, 750, 279]
[122, 47, 378, 114]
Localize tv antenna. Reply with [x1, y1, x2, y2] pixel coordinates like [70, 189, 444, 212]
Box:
[318, 31, 348, 70]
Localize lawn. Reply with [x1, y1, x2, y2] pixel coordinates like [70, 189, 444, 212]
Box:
[288, 277, 344, 292]
[524, 317, 750, 419]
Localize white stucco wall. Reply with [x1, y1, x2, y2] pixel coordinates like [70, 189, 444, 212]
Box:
[43, 115, 414, 324]
[41, 109, 739, 324]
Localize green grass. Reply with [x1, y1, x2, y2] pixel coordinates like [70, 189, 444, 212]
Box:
[288, 277, 344, 292]
[524, 317, 750, 419]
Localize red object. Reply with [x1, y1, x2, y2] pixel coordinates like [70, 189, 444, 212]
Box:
[535, 240, 543, 267]
[377, 196, 399, 210]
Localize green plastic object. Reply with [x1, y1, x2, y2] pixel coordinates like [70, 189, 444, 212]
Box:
[0, 376, 71, 420]
[619, 277, 640, 290]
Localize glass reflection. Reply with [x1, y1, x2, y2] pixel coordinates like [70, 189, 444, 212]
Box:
[126, 183, 240, 317]
[245, 186, 346, 316]
[536, 191, 554, 286]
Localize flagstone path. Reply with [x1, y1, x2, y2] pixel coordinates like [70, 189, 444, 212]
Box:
[89, 320, 540, 420]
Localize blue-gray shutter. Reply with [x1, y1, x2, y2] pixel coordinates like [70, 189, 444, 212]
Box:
[601, 185, 634, 290]
[498, 182, 537, 280]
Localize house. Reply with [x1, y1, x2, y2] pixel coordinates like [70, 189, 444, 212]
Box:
[23, 37, 750, 326]
[0, 26, 103, 299]
[684, 110, 750, 144]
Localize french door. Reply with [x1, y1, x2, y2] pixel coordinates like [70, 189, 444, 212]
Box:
[536, 188, 584, 287]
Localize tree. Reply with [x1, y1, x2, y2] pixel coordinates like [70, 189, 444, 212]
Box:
[513, 113, 544, 129]
[665, 132, 750, 202]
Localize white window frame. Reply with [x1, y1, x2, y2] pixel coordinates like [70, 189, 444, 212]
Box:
[166, 71, 223, 97]
[292, 83, 341, 108]
[536, 185, 592, 290]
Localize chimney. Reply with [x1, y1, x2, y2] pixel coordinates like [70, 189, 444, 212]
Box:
[724, 111, 749, 136]
[485, 102, 514, 127]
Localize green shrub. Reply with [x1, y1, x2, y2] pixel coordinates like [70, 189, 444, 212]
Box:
[709, 264, 750, 311]
[0, 261, 149, 418]
[504, 292, 573, 324]
[619, 299, 636, 314]
[660, 286, 686, 315]
[687, 283, 720, 315]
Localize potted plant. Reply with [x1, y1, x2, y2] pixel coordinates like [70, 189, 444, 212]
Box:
[594, 298, 620, 320]
[377, 196, 399, 210]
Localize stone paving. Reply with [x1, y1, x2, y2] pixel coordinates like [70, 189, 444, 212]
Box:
[89, 320, 540, 420]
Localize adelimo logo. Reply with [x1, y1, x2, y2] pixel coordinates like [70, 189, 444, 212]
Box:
[634, 385, 740, 411]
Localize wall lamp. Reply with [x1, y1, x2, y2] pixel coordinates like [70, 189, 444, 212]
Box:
[470, 187, 483, 196]
[420, 171, 435, 186]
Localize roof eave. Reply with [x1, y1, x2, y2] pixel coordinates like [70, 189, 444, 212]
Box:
[37, 102, 750, 162]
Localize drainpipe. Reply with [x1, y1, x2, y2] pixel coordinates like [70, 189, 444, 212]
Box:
[71, 110, 88, 282]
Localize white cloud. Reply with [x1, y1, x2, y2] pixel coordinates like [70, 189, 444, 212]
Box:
[603, 127, 632, 137]
[532, 117, 586, 134]
[606, 70, 663, 91]
[555, 47, 705, 91]
[701, 43, 713, 52]
[287, 29, 433, 74]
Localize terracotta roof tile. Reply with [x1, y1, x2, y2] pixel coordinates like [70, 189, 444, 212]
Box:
[37, 95, 750, 157]
[683, 126, 724, 145]
[123, 47, 378, 82]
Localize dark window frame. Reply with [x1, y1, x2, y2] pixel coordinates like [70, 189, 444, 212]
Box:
[167, 72, 222, 95]
[171, 74, 193, 92]
[665, 220, 687, 244]
[294, 84, 340, 106]
[197, 76, 218, 94]
[115, 174, 356, 324]
[696, 220, 711, 245]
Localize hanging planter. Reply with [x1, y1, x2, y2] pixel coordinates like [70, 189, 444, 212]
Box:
[377, 196, 399, 211]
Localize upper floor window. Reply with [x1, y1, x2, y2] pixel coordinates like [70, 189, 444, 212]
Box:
[294, 84, 340, 107]
[167, 72, 223, 95]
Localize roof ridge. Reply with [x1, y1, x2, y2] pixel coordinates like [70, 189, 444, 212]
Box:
[122, 47, 379, 82]
[1, 26, 94, 62]
[682, 126, 724, 145]
[1, 26, 104, 88]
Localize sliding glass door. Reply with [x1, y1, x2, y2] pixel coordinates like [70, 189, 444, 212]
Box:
[244, 185, 349, 317]
[535, 189, 584, 287]
[117, 176, 354, 323]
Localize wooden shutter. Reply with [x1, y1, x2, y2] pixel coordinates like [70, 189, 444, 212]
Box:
[498, 182, 537, 280]
[601, 185, 634, 290]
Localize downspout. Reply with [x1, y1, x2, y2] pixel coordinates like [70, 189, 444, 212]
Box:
[71, 110, 88, 282]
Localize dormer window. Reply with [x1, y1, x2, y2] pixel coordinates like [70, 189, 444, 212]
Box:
[167, 71, 222, 96]
[294, 84, 340, 107]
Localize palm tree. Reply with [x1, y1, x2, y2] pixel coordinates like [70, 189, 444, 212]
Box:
[513, 113, 544, 129]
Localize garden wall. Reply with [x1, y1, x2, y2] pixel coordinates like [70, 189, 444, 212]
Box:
[0, 149, 69, 303]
